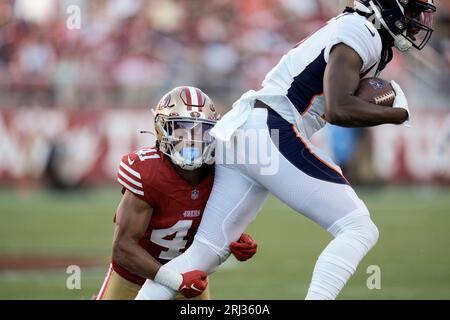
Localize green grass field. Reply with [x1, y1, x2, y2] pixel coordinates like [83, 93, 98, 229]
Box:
[1, 185, 450, 300]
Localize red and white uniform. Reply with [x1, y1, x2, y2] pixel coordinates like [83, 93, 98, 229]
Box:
[113, 147, 214, 285]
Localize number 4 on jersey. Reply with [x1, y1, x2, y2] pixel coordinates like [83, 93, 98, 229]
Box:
[150, 220, 193, 260]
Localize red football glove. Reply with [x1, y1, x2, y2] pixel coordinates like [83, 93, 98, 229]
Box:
[230, 233, 258, 261]
[178, 270, 208, 298]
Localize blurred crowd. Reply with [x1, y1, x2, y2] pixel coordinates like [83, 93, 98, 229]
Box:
[0, 0, 449, 188]
[0, 0, 449, 110]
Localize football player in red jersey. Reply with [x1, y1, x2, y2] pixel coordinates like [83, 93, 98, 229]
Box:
[97, 86, 257, 300]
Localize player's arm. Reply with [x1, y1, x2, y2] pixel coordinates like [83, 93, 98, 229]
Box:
[323, 43, 409, 127]
[112, 190, 161, 280]
[113, 189, 208, 298]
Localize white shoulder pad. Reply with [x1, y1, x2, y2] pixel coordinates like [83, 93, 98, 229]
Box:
[324, 13, 382, 73]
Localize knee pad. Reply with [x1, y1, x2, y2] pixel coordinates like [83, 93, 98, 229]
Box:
[328, 208, 379, 251]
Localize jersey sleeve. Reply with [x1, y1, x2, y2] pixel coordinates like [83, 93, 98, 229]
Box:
[117, 151, 157, 207]
[324, 13, 382, 73]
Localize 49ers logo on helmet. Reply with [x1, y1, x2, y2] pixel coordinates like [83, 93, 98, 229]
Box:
[190, 111, 201, 118]
[157, 93, 171, 110]
[179, 87, 205, 112]
[153, 86, 220, 171]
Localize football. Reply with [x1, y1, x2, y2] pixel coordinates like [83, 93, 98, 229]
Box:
[355, 77, 396, 107]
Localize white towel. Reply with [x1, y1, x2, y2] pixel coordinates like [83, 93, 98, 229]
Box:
[211, 88, 300, 142]
[210, 90, 258, 142]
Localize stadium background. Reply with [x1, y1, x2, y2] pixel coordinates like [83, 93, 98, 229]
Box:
[0, 0, 449, 299]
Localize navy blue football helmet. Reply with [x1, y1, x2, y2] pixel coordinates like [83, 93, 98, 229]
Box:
[354, 0, 436, 51]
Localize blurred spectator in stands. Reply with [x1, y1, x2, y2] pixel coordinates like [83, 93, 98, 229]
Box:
[0, 0, 447, 110]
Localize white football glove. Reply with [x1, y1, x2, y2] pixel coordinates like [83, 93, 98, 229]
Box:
[390, 80, 411, 127]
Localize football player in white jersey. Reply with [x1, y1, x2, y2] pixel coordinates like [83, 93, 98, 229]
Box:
[136, 0, 437, 300]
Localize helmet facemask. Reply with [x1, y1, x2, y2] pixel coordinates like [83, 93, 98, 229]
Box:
[156, 115, 216, 171]
[152, 86, 220, 170]
[363, 0, 436, 52]
[401, 2, 436, 50]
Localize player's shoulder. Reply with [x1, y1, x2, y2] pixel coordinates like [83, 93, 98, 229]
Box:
[332, 12, 381, 46]
[122, 146, 161, 163]
[117, 146, 163, 198]
[332, 12, 370, 27]
[120, 146, 163, 176]
[326, 12, 382, 72]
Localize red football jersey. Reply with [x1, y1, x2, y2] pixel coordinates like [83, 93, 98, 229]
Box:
[112, 147, 214, 285]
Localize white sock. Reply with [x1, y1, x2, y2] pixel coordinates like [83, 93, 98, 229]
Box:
[305, 210, 379, 300]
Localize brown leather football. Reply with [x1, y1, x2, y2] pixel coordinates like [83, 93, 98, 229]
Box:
[355, 77, 396, 107]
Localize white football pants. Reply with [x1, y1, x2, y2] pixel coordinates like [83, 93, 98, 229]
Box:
[136, 107, 379, 300]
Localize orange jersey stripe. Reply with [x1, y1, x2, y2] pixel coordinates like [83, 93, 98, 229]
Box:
[291, 124, 349, 185]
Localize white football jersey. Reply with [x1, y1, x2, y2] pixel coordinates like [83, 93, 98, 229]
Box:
[254, 12, 382, 138]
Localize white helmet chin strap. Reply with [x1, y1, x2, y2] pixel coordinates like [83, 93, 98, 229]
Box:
[394, 36, 413, 52]
[368, 0, 412, 52]
[353, 0, 372, 14]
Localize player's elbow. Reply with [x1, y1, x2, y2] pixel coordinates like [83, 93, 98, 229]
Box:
[325, 110, 342, 125]
[325, 97, 353, 126]
[325, 107, 350, 126]
[112, 237, 131, 265]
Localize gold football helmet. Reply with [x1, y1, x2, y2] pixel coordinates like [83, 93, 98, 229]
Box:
[154, 86, 220, 170]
